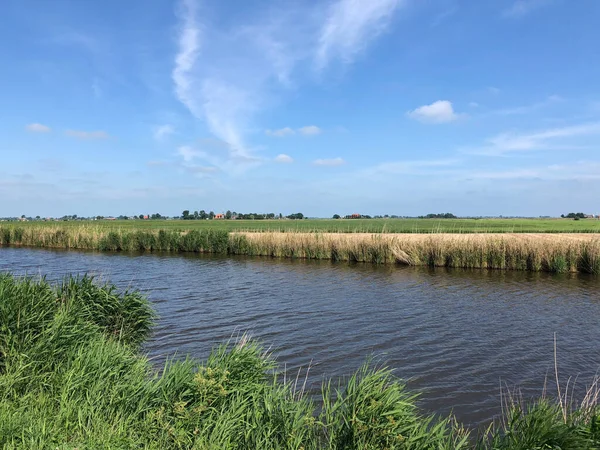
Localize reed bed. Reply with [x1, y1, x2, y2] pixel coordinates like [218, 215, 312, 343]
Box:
[2, 224, 600, 273]
[233, 232, 600, 274]
[2, 275, 599, 449]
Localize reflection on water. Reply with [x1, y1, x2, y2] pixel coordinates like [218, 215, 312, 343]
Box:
[1, 247, 599, 426]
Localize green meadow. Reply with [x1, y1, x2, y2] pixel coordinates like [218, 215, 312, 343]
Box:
[6, 217, 600, 233]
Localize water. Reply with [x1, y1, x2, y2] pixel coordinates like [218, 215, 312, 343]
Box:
[1, 246, 599, 426]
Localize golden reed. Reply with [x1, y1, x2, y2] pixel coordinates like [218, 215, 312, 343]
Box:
[1, 224, 599, 273]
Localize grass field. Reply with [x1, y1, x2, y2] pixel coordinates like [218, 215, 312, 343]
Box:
[4, 217, 600, 233]
[2, 274, 600, 449]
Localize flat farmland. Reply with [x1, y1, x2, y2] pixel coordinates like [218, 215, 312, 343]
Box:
[7, 218, 600, 233]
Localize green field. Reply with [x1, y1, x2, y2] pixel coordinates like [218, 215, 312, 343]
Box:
[7, 218, 600, 233]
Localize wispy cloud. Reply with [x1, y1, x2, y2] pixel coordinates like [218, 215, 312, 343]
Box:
[173, 0, 201, 118]
[176, 141, 263, 175]
[177, 145, 202, 162]
[172, 0, 400, 173]
[316, 0, 404, 70]
[65, 130, 110, 140]
[26, 123, 51, 133]
[92, 77, 102, 99]
[147, 160, 170, 167]
[266, 125, 323, 137]
[363, 159, 460, 176]
[184, 165, 219, 175]
[502, 0, 552, 18]
[430, 6, 458, 28]
[467, 122, 600, 156]
[299, 125, 322, 136]
[489, 95, 562, 116]
[314, 157, 346, 166]
[153, 124, 175, 141]
[266, 127, 295, 137]
[407, 100, 462, 124]
[466, 161, 600, 181]
[274, 154, 294, 163]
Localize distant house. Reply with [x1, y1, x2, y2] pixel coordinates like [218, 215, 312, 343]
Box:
[214, 213, 225, 220]
[143, 215, 149, 220]
[351, 213, 361, 219]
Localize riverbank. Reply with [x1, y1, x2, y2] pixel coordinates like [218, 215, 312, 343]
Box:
[2, 224, 600, 273]
[1, 274, 599, 449]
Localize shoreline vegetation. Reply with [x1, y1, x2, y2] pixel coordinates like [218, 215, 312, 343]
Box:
[2, 275, 600, 449]
[1, 224, 600, 273]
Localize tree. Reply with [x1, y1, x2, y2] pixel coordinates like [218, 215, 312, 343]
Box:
[333, 214, 341, 219]
[199, 210, 207, 220]
[225, 210, 232, 220]
[182, 210, 190, 220]
[209, 211, 215, 220]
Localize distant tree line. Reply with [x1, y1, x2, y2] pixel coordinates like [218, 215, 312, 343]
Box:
[181, 210, 304, 220]
[419, 213, 457, 219]
[561, 212, 586, 220]
[331, 214, 453, 219]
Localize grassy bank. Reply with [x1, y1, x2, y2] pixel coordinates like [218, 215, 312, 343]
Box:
[1, 275, 599, 449]
[2, 224, 600, 273]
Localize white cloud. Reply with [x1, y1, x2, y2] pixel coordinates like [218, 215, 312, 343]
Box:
[274, 154, 294, 163]
[313, 157, 346, 166]
[65, 130, 110, 140]
[173, 0, 201, 118]
[266, 126, 323, 137]
[153, 124, 175, 140]
[26, 123, 51, 133]
[467, 122, 600, 156]
[299, 125, 322, 136]
[316, 0, 404, 70]
[502, 0, 551, 18]
[172, 0, 400, 173]
[176, 141, 263, 175]
[266, 127, 295, 137]
[407, 100, 461, 124]
[177, 145, 201, 162]
[469, 102, 479, 108]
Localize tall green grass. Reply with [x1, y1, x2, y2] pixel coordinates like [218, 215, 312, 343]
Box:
[1, 275, 599, 448]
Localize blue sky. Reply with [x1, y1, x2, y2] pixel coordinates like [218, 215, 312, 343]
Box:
[1, 0, 600, 217]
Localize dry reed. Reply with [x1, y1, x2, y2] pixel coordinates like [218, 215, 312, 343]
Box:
[2, 224, 600, 273]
